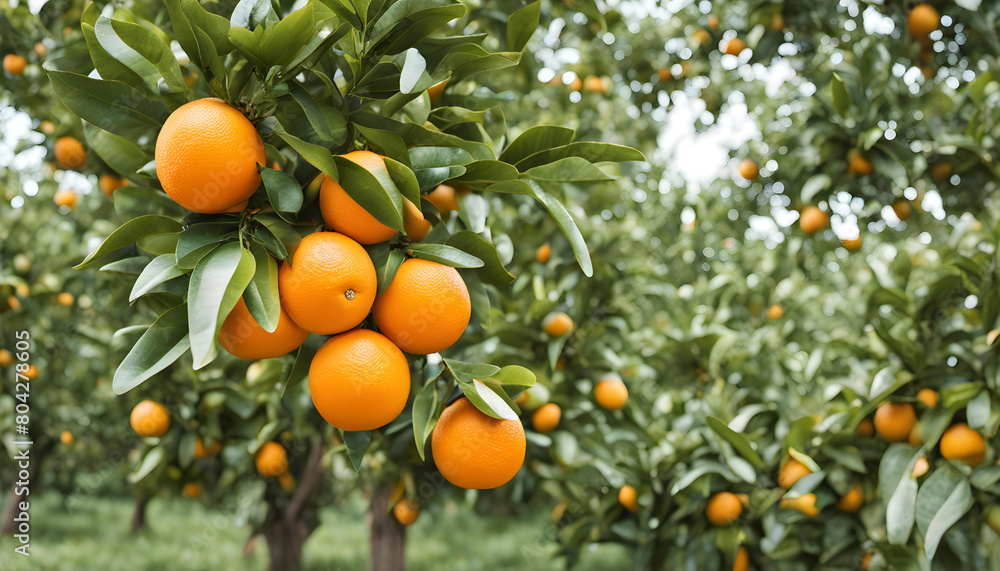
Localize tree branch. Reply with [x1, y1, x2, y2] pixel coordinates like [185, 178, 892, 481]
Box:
[285, 434, 323, 523]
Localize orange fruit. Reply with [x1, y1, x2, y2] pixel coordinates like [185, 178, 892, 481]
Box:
[254, 442, 288, 477]
[531, 403, 561, 434]
[594, 375, 628, 410]
[618, 485, 639, 512]
[130, 400, 170, 437]
[393, 499, 420, 525]
[724, 38, 746, 56]
[908, 422, 923, 446]
[873, 402, 915, 442]
[154, 98, 265, 213]
[33, 42, 46, 58]
[707, 14, 719, 28]
[536, 244, 551, 264]
[54, 136, 87, 169]
[847, 152, 873, 176]
[772, 13, 785, 31]
[917, 388, 938, 408]
[733, 545, 749, 571]
[39, 120, 55, 135]
[308, 329, 410, 431]
[543, 312, 574, 336]
[5, 297, 18, 311]
[842, 236, 863, 251]
[431, 397, 526, 489]
[194, 436, 221, 459]
[60, 430, 73, 445]
[3, 54, 26, 75]
[767, 304, 783, 320]
[514, 391, 528, 405]
[706, 491, 742, 526]
[892, 200, 912, 221]
[738, 159, 758, 180]
[856, 418, 874, 437]
[218, 297, 309, 360]
[278, 232, 376, 335]
[861, 551, 873, 571]
[582, 75, 606, 94]
[320, 151, 399, 244]
[781, 493, 819, 516]
[692, 29, 711, 45]
[425, 184, 459, 214]
[939, 423, 986, 467]
[908, 4, 939, 39]
[912, 456, 930, 478]
[657, 68, 670, 82]
[836, 482, 864, 513]
[799, 206, 829, 235]
[373, 258, 471, 354]
[778, 458, 811, 489]
[278, 472, 295, 491]
[23, 364, 37, 379]
[568, 76, 583, 91]
[552, 502, 568, 522]
[182, 482, 200, 498]
[99, 174, 127, 197]
[54, 189, 78, 209]
[403, 199, 431, 242]
[930, 162, 952, 182]
[427, 78, 448, 104]
[0, 350, 12, 366]
[56, 292, 74, 307]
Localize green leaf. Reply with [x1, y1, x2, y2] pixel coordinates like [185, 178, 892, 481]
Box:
[830, 72, 851, 116]
[915, 464, 973, 561]
[273, 131, 339, 179]
[524, 157, 613, 183]
[706, 416, 765, 469]
[409, 145, 472, 190]
[506, 1, 540, 52]
[129, 446, 166, 483]
[454, 160, 520, 188]
[343, 430, 372, 472]
[82, 122, 157, 188]
[412, 373, 449, 460]
[45, 68, 169, 139]
[175, 223, 237, 269]
[260, 166, 304, 222]
[281, 336, 323, 398]
[334, 154, 405, 231]
[444, 230, 515, 288]
[231, 0, 274, 29]
[113, 304, 190, 394]
[94, 17, 186, 94]
[526, 181, 592, 277]
[487, 365, 535, 387]
[498, 126, 575, 164]
[444, 359, 500, 383]
[372, 246, 406, 296]
[130, 254, 184, 302]
[886, 472, 918, 545]
[407, 244, 483, 268]
[514, 142, 645, 171]
[187, 243, 256, 369]
[243, 242, 280, 333]
[369, 0, 467, 56]
[75, 215, 182, 269]
[383, 157, 421, 206]
[399, 48, 428, 94]
[457, 378, 517, 420]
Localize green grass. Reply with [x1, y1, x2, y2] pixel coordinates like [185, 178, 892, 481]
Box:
[0, 493, 627, 570]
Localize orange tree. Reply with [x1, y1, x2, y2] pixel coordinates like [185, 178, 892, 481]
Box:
[42, 0, 641, 568]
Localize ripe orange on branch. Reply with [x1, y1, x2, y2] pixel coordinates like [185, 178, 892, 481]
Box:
[308, 329, 410, 431]
[194, 437, 222, 458]
[154, 98, 265, 213]
[431, 397, 526, 489]
[594, 374, 628, 410]
[255, 442, 288, 477]
[706, 491, 742, 525]
[778, 458, 811, 489]
[908, 4, 939, 40]
[531, 403, 561, 434]
[619, 485, 639, 512]
[54, 137, 86, 169]
[738, 159, 758, 180]
[54, 189, 78, 209]
[373, 258, 471, 354]
[873, 402, 915, 442]
[393, 499, 420, 525]
[799, 206, 829, 235]
[724, 37, 746, 56]
[278, 232, 376, 335]
[218, 297, 308, 359]
[403, 199, 432, 242]
[130, 400, 170, 437]
[939, 423, 986, 467]
[320, 150, 400, 244]
[3, 54, 26, 75]
[425, 184, 460, 214]
[543, 312, 574, 336]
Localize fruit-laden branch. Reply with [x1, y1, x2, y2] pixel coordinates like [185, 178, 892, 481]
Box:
[285, 434, 323, 523]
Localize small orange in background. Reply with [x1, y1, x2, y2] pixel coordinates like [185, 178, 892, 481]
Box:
[707, 14, 719, 28]
[427, 78, 449, 104]
[738, 159, 758, 180]
[908, 423, 923, 446]
[842, 236, 863, 251]
[255, 442, 288, 477]
[767, 304, 783, 320]
[692, 29, 711, 45]
[182, 482, 200, 498]
[892, 200, 912, 221]
[706, 491, 742, 526]
[3, 54, 27, 75]
[425, 184, 460, 215]
[320, 151, 399, 244]
[130, 400, 170, 437]
[582, 75, 607, 94]
[56, 292, 74, 307]
[403, 199, 431, 242]
[836, 482, 864, 513]
[54, 136, 87, 169]
[855, 418, 874, 437]
[939, 423, 986, 467]
[917, 388, 938, 408]
[568, 76, 583, 91]
[7, 296, 21, 311]
[99, 174, 128, 197]
[33, 42, 46, 58]
[278, 471, 295, 491]
[309, 329, 410, 431]
[912, 456, 930, 478]
[60, 430, 73, 445]
[54, 189, 78, 209]
[929, 162, 952, 182]
[551, 502, 568, 522]
[724, 37, 746, 56]
[155, 98, 265, 213]
[431, 397, 526, 490]
[23, 364, 37, 379]
[536, 244, 551, 264]
[218, 297, 309, 360]
[873, 402, 915, 442]
[393, 499, 420, 525]
[781, 493, 819, 516]
[39, 120, 55, 135]
[799, 206, 829, 235]
[0, 350, 12, 366]
[771, 13, 785, 31]
[778, 458, 811, 489]
[277, 231, 377, 335]
[531, 403, 561, 434]
[542, 312, 574, 336]
[194, 436, 222, 459]
[594, 374, 628, 410]
[847, 151, 873, 176]
[908, 4, 939, 40]
[373, 258, 471, 355]
[618, 485, 639, 512]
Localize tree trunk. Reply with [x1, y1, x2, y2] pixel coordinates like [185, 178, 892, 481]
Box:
[1, 487, 25, 535]
[130, 495, 149, 533]
[264, 515, 311, 571]
[367, 485, 406, 571]
[260, 435, 324, 571]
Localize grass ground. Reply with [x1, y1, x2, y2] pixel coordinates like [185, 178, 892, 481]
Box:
[0, 493, 627, 570]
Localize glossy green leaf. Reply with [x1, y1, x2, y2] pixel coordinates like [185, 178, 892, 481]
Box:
[187, 243, 256, 369]
[113, 304, 190, 394]
[75, 215, 182, 269]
